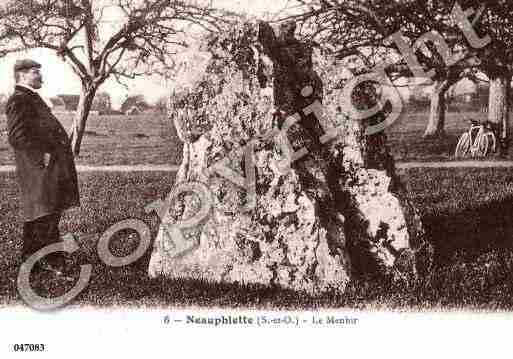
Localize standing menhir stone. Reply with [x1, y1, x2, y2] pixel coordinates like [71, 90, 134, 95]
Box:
[257, 20, 351, 273]
[148, 22, 351, 293]
[340, 83, 429, 276]
[258, 21, 323, 114]
[148, 20, 430, 294]
[257, 21, 430, 277]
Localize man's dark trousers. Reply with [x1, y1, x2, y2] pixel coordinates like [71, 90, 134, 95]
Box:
[22, 213, 64, 266]
[6, 85, 81, 268]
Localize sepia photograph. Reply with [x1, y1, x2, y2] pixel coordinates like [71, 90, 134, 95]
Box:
[1, 0, 512, 356]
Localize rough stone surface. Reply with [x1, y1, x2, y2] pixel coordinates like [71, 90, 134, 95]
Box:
[148, 21, 430, 294]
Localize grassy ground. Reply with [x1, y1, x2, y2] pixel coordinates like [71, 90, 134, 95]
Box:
[2, 168, 513, 310]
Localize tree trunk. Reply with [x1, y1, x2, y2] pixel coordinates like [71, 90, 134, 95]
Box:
[70, 84, 98, 156]
[423, 79, 451, 138]
[488, 74, 510, 145]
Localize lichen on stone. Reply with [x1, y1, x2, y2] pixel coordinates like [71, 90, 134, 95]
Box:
[148, 20, 430, 294]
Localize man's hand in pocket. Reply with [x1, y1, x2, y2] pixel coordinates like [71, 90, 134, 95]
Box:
[43, 152, 51, 168]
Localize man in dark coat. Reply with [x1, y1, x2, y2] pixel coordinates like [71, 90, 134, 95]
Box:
[5, 59, 80, 270]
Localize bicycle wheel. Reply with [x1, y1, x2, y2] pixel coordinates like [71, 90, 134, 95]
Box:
[455, 132, 471, 158]
[476, 133, 489, 157]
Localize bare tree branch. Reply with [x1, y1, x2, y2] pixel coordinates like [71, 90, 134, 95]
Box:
[0, 0, 235, 155]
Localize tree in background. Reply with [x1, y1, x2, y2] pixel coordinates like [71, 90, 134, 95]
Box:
[0, 0, 232, 156]
[281, 0, 489, 138]
[120, 94, 150, 114]
[57, 94, 81, 111]
[155, 96, 168, 114]
[0, 93, 7, 114]
[464, 0, 513, 150]
[92, 91, 112, 113]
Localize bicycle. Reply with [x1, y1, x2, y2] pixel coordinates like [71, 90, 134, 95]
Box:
[454, 119, 496, 158]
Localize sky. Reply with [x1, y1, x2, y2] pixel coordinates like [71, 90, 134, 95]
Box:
[0, 0, 294, 109]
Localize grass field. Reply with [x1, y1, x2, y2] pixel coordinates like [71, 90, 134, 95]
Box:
[2, 109, 513, 166]
[2, 168, 513, 309]
[0, 114, 184, 166]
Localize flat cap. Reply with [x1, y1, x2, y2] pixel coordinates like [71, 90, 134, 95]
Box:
[14, 59, 42, 72]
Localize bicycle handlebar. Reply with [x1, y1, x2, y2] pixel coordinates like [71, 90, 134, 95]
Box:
[467, 118, 495, 129]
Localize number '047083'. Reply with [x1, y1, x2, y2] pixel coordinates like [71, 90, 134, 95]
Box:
[13, 344, 45, 352]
